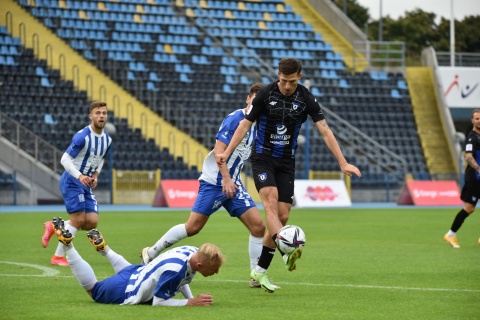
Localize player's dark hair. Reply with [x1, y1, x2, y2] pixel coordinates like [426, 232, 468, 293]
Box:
[249, 83, 264, 96]
[89, 101, 107, 113]
[278, 58, 302, 75]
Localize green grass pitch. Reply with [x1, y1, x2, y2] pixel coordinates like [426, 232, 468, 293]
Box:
[0, 207, 479, 320]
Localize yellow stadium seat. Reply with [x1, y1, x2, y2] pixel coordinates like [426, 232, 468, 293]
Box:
[136, 5, 145, 14]
[133, 14, 144, 23]
[225, 10, 234, 19]
[185, 8, 196, 17]
[79, 10, 89, 20]
[176, 0, 184, 7]
[238, 2, 246, 10]
[58, 0, 67, 9]
[199, 0, 208, 8]
[258, 21, 267, 30]
[263, 12, 272, 21]
[164, 44, 173, 54]
[98, 2, 107, 11]
[276, 4, 285, 13]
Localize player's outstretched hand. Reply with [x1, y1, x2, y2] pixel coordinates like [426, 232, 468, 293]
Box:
[186, 293, 213, 306]
[341, 163, 362, 178]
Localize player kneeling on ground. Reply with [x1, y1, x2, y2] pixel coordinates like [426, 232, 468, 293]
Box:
[52, 217, 223, 306]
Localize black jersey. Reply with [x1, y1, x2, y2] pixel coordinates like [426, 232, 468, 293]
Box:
[245, 81, 324, 159]
[464, 129, 480, 181]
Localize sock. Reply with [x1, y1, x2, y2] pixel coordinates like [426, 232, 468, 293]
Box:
[255, 246, 276, 272]
[54, 220, 79, 257]
[101, 246, 131, 274]
[148, 224, 188, 259]
[248, 234, 263, 271]
[65, 244, 97, 291]
[450, 209, 470, 233]
[271, 232, 286, 256]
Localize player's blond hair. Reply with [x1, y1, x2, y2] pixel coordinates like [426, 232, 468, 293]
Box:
[89, 101, 107, 113]
[197, 243, 224, 265]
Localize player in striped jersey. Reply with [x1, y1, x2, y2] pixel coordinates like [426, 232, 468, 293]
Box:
[41, 101, 113, 267]
[51, 217, 223, 306]
[141, 84, 278, 289]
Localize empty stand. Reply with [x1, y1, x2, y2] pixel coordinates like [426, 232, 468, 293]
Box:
[10, 0, 427, 189]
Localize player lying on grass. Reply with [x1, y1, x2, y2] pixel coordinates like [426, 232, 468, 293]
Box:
[51, 217, 223, 306]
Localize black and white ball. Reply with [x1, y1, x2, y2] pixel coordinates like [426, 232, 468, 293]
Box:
[275, 225, 306, 254]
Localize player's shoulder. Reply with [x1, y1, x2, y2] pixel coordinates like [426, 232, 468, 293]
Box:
[224, 108, 245, 122]
[467, 130, 480, 141]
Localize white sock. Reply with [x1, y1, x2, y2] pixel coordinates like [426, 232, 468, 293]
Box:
[447, 230, 456, 237]
[255, 266, 266, 273]
[65, 244, 97, 291]
[148, 224, 188, 259]
[54, 220, 78, 257]
[100, 246, 131, 274]
[249, 234, 263, 271]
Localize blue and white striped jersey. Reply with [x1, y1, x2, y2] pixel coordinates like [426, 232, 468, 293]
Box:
[199, 108, 256, 186]
[65, 125, 112, 177]
[91, 246, 197, 305]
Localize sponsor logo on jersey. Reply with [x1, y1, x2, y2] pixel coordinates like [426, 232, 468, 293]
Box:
[269, 101, 277, 106]
[270, 124, 290, 144]
[277, 125, 287, 134]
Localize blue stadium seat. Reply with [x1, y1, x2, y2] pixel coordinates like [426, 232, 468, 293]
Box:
[147, 81, 160, 91]
[40, 77, 54, 87]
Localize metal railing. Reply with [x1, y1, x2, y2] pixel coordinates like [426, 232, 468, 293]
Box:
[436, 52, 480, 67]
[353, 41, 406, 69]
[0, 112, 63, 175]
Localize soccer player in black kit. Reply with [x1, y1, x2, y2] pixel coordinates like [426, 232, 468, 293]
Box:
[444, 108, 480, 248]
[216, 58, 362, 293]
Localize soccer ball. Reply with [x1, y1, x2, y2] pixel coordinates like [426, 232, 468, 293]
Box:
[275, 225, 306, 254]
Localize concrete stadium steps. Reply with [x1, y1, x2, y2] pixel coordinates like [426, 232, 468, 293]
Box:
[406, 67, 456, 175]
[284, 0, 368, 71]
[0, 0, 208, 171]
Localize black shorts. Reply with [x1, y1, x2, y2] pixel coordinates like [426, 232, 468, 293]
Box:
[460, 179, 480, 206]
[250, 153, 295, 204]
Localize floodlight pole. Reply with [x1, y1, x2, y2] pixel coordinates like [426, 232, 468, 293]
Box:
[450, 0, 455, 67]
[378, 0, 383, 42]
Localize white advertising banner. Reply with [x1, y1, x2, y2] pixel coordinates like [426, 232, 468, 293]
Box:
[294, 180, 351, 208]
[438, 67, 480, 108]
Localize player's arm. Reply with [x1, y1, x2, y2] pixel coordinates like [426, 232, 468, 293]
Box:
[152, 294, 213, 307]
[61, 153, 93, 186]
[465, 151, 480, 173]
[214, 140, 238, 198]
[314, 119, 362, 178]
[215, 119, 253, 165]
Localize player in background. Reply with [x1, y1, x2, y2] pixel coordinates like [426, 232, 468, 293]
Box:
[41, 101, 112, 266]
[216, 58, 362, 293]
[141, 84, 278, 289]
[51, 217, 222, 306]
[444, 108, 480, 248]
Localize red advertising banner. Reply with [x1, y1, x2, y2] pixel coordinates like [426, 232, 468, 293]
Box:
[152, 180, 199, 208]
[397, 180, 463, 206]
